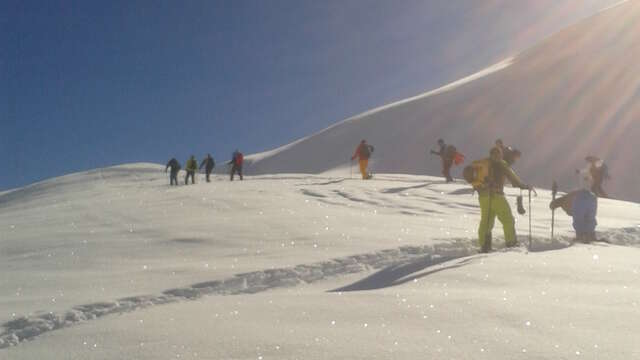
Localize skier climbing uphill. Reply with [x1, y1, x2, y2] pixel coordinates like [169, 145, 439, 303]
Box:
[351, 140, 374, 180]
[549, 171, 598, 243]
[229, 149, 244, 181]
[185, 155, 198, 185]
[430, 139, 461, 182]
[200, 154, 215, 183]
[465, 147, 533, 253]
[165, 158, 181, 186]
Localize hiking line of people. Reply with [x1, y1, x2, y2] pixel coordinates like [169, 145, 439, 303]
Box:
[164, 150, 245, 185]
[349, 137, 609, 253]
[167, 138, 610, 254]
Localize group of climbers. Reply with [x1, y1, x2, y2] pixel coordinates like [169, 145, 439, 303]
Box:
[166, 135, 609, 252]
[350, 137, 609, 251]
[462, 140, 609, 251]
[164, 150, 245, 185]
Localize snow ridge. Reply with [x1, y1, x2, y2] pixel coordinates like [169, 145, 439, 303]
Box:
[4, 227, 640, 349]
[0, 239, 475, 348]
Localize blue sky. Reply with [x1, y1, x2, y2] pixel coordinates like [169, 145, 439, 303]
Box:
[1, 0, 616, 190]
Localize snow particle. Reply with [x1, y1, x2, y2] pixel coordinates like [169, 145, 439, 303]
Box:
[593, 254, 599, 261]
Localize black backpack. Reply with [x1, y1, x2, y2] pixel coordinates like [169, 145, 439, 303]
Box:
[360, 145, 374, 158]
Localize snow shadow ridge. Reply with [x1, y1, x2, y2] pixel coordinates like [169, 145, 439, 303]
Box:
[381, 182, 437, 194]
[2, 227, 638, 349]
[0, 239, 474, 349]
[332, 227, 640, 293]
[330, 255, 479, 292]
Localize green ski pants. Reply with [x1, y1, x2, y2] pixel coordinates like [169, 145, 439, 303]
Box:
[478, 193, 517, 248]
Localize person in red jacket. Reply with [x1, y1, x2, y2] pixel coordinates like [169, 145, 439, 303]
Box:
[351, 140, 374, 180]
[229, 150, 243, 181]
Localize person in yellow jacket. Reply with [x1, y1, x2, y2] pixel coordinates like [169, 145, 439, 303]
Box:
[351, 140, 374, 180]
[477, 147, 532, 253]
[185, 155, 198, 185]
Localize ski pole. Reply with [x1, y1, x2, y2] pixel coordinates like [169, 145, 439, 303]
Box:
[551, 181, 558, 240]
[350, 160, 353, 179]
[528, 188, 532, 251]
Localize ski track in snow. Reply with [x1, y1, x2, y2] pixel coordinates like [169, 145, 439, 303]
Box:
[2, 226, 640, 349]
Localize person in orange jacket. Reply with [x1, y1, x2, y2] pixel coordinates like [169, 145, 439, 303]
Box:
[351, 140, 374, 180]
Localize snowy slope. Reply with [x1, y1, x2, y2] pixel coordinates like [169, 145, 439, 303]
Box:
[1, 164, 640, 358]
[245, 0, 640, 203]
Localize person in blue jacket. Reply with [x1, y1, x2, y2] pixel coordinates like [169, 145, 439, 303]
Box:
[572, 171, 598, 243]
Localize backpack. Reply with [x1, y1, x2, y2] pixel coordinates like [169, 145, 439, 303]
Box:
[453, 152, 465, 166]
[445, 145, 457, 160]
[359, 144, 373, 158]
[235, 153, 244, 166]
[463, 159, 490, 189]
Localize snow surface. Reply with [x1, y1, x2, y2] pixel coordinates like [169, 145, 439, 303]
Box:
[244, 0, 640, 203]
[2, 164, 640, 358]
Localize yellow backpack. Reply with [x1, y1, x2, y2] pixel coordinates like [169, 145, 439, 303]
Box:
[463, 159, 490, 189]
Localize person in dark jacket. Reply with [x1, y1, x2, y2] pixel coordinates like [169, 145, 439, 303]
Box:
[585, 156, 609, 198]
[503, 147, 521, 166]
[430, 139, 455, 182]
[165, 158, 181, 186]
[185, 155, 198, 185]
[200, 154, 216, 182]
[229, 150, 243, 181]
[351, 140, 374, 180]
